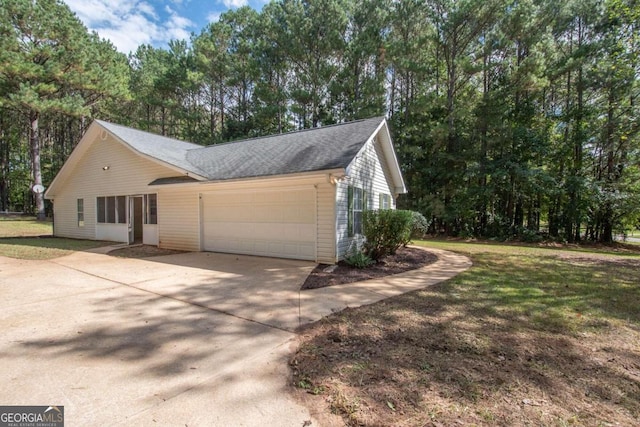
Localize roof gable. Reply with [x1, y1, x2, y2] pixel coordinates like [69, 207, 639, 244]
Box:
[95, 121, 209, 179]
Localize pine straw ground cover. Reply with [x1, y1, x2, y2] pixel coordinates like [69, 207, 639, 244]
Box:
[291, 240, 640, 426]
[302, 247, 438, 290]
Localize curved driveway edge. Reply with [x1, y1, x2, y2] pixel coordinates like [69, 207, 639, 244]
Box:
[298, 246, 472, 326]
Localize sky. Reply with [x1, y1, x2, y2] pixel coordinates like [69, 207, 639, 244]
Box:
[63, 0, 266, 54]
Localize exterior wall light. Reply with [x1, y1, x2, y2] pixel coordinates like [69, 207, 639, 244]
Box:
[102, 166, 110, 171]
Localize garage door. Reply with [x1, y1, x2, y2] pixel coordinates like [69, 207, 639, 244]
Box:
[201, 187, 316, 260]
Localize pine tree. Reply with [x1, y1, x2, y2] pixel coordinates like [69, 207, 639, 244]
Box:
[0, 0, 129, 219]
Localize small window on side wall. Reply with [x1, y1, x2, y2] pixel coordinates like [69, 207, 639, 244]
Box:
[379, 193, 391, 210]
[348, 186, 367, 237]
[77, 198, 84, 227]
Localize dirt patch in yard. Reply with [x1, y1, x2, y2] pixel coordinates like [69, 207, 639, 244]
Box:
[301, 247, 438, 290]
[108, 245, 187, 259]
[291, 246, 640, 426]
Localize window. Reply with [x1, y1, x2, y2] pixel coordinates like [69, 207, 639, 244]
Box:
[348, 186, 367, 237]
[144, 194, 157, 224]
[97, 196, 127, 224]
[97, 197, 106, 223]
[116, 196, 126, 224]
[77, 199, 84, 227]
[379, 193, 391, 210]
[106, 197, 116, 223]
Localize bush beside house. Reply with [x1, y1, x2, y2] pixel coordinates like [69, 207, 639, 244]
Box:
[362, 210, 414, 260]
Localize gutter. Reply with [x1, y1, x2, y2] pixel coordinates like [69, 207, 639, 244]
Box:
[148, 168, 346, 187]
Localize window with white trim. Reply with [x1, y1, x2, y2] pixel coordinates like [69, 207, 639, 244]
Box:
[379, 193, 391, 209]
[97, 196, 127, 224]
[77, 198, 84, 227]
[348, 186, 367, 237]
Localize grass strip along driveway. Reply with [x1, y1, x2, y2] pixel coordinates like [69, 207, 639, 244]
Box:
[0, 217, 110, 259]
[291, 240, 640, 426]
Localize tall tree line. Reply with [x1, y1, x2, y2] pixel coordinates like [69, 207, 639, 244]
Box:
[0, 0, 129, 218]
[1, 0, 638, 242]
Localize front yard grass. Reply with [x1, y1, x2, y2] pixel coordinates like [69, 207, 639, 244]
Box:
[0, 237, 112, 260]
[0, 216, 111, 260]
[0, 216, 53, 237]
[291, 240, 640, 426]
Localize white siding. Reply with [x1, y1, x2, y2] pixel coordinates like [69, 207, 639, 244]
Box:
[336, 135, 397, 259]
[143, 225, 158, 245]
[159, 174, 336, 261]
[316, 182, 336, 264]
[50, 127, 345, 262]
[51, 133, 179, 242]
[157, 187, 201, 251]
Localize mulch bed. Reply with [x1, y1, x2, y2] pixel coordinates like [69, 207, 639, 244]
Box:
[301, 246, 438, 290]
[108, 245, 186, 259]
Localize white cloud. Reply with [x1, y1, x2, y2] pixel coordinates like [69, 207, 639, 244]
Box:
[98, 14, 161, 54]
[137, 2, 159, 20]
[64, 0, 118, 26]
[64, 0, 195, 54]
[206, 11, 221, 23]
[221, 0, 248, 8]
[165, 6, 195, 41]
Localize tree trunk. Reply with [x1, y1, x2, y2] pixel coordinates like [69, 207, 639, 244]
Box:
[0, 121, 8, 212]
[30, 112, 46, 220]
[277, 72, 283, 133]
[219, 81, 225, 136]
[0, 111, 11, 212]
[599, 86, 617, 243]
[210, 85, 216, 139]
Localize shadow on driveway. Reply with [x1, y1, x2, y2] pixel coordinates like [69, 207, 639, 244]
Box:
[0, 252, 315, 425]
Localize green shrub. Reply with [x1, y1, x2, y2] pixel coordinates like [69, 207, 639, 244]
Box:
[362, 209, 413, 260]
[344, 250, 374, 268]
[409, 211, 430, 240]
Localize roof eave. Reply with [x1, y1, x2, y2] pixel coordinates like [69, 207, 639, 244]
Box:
[378, 119, 407, 194]
[148, 168, 346, 187]
[45, 122, 101, 199]
[345, 118, 407, 195]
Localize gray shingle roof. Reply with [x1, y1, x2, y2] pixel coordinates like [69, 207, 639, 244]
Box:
[97, 117, 385, 181]
[187, 117, 384, 180]
[95, 120, 209, 178]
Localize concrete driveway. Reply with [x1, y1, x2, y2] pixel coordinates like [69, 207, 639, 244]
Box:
[0, 247, 471, 426]
[0, 250, 317, 426]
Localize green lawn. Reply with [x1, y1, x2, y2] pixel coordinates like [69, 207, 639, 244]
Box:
[0, 216, 53, 237]
[292, 239, 640, 426]
[0, 216, 110, 260]
[414, 239, 640, 328]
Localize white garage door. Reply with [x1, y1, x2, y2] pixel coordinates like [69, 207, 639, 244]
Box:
[201, 187, 316, 260]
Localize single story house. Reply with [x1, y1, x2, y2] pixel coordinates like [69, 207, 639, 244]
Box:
[45, 116, 406, 264]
